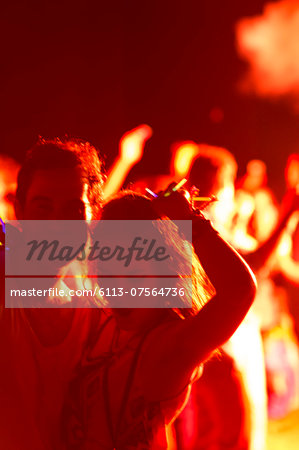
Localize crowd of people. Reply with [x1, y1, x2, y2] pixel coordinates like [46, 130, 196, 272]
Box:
[0, 134, 298, 449]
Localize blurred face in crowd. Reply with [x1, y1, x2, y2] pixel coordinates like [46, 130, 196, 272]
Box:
[16, 167, 92, 220]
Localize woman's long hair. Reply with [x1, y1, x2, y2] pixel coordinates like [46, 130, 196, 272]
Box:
[92, 190, 214, 318]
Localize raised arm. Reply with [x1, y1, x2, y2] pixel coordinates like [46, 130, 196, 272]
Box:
[142, 190, 256, 399]
[184, 216, 257, 358]
[244, 188, 299, 272]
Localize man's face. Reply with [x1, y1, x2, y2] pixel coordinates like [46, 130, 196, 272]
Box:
[17, 167, 93, 220]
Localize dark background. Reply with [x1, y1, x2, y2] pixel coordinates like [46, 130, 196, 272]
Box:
[1, 0, 298, 198]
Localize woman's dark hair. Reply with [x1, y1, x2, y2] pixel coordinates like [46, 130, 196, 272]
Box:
[98, 190, 214, 318]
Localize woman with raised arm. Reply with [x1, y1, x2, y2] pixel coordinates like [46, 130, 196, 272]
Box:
[63, 189, 256, 450]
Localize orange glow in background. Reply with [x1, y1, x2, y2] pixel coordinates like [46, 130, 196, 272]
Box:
[236, 0, 299, 101]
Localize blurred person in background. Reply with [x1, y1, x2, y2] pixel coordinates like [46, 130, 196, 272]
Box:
[0, 154, 20, 221]
[233, 159, 279, 249]
[275, 153, 299, 286]
[260, 153, 299, 419]
[173, 145, 267, 450]
[174, 145, 299, 449]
